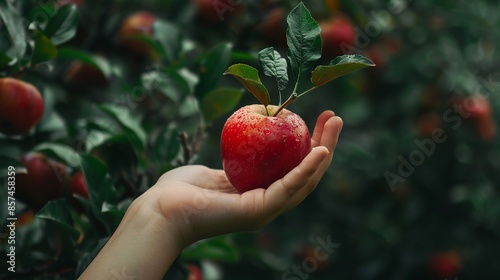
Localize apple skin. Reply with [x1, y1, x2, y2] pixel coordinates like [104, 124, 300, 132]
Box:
[221, 105, 311, 193]
[118, 12, 156, 55]
[64, 61, 108, 88]
[257, 7, 287, 48]
[0, 78, 44, 136]
[70, 171, 89, 200]
[195, 0, 243, 24]
[320, 15, 355, 60]
[187, 264, 203, 280]
[15, 153, 67, 209]
[464, 97, 496, 141]
[428, 251, 462, 279]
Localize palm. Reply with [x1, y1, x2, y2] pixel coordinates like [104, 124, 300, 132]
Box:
[150, 111, 343, 245]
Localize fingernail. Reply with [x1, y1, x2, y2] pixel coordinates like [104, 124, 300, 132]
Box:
[337, 116, 343, 133]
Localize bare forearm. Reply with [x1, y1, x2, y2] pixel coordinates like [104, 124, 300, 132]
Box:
[79, 197, 183, 279]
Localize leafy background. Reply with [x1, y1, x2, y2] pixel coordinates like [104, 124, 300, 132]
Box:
[1, 0, 499, 279]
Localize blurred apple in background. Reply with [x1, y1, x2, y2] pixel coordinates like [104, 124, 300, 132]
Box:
[0, 78, 44, 136]
[118, 11, 156, 55]
[16, 153, 67, 209]
[320, 14, 355, 60]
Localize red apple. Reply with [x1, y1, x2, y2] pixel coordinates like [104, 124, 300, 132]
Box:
[462, 96, 496, 141]
[429, 251, 462, 279]
[257, 7, 287, 48]
[16, 153, 67, 209]
[195, 0, 243, 24]
[64, 61, 108, 88]
[294, 246, 331, 272]
[220, 105, 311, 193]
[187, 264, 203, 280]
[118, 12, 156, 55]
[70, 171, 89, 200]
[0, 78, 44, 135]
[415, 111, 442, 137]
[54, 0, 84, 7]
[320, 15, 355, 60]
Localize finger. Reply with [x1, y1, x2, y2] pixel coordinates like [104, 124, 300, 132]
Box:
[157, 166, 233, 191]
[311, 110, 336, 148]
[261, 116, 343, 218]
[319, 116, 343, 154]
[260, 146, 329, 217]
[307, 116, 343, 189]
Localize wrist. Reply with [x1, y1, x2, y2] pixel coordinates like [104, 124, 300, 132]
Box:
[80, 192, 185, 279]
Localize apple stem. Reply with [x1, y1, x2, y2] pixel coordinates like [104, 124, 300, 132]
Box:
[273, 92, 297, 116]
[272, 85, 319, 117]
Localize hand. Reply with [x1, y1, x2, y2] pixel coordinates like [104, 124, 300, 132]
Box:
[143, 110, 343, 247]
[79, 111, 342, 280]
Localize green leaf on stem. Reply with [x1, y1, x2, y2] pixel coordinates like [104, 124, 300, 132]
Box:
[202, 87, 243, 122]
[0, 0, 27, 58]
[286, 2, 322, 88]
[43, 4, 79, 45]
[311, 54, 375, 86]
[31, 32, 58, 65]
[258, 47, 288, 92]
[224, 64, 270, 106]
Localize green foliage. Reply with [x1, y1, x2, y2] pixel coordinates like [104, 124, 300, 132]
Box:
[223, 63, 270, 107]
[258, 47, 288, 93]
[286, 2, 322, 90]
[311, 54, 375, 87]
[224, 2, 373, 116]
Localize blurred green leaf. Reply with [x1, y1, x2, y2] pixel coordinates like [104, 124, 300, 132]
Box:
[98, 104, 147, 149]
[79, 154, 117, 214]
[153, 19, 182, 63]
[0, 0, 27, 58]
[37, 111, 66, 133]
[286, 2, 322, 87]
[202, 87, 243, 122]
[0, 52, 13, 66]
[31, 32, 58, 65]
[258, 47, 288, 92]
[311, 55, 375, 87]
[194, 43, 232, 99]
[85, 130, 113, 152]
[34, 143, 80, 168]
[179, 95, 200, 117]
[36, 200, 81, 241]
[153, 126, 180, 167]
[231, 51, 258, 63]
[75, 238, 109, 278]
[142, 70, 183, 102]
[43, 4, 79, 45]
[0, 155, 23, 178]
[182, 237, 240, 262]
[57, 47, 112, 78]
[224, 64, 270, 106]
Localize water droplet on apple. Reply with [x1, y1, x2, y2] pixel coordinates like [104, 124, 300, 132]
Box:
[278, 123, 283, 127]
[264, 129, 271, 135]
